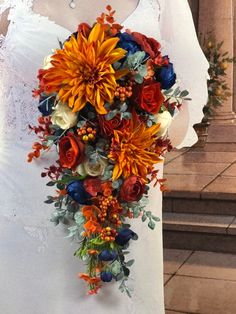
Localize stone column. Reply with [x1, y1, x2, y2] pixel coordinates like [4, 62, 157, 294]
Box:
[198, 0, 235, 124]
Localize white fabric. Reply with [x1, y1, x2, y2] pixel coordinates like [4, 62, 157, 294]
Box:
[0, 0, 208, 313]
[159, 0, 209, 147]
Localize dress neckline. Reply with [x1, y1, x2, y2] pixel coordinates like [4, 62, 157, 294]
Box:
[30, 0, 142, 35]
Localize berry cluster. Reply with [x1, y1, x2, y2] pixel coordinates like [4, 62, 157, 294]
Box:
[101, 227, 118, 242]
[77, 126, 97, 143]
[114, 81, 133, 102]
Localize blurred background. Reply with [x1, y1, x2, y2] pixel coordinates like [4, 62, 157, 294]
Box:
[164, 1, 236, 313]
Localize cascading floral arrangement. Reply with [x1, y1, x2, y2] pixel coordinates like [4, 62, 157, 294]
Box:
[28, 6, 189, 296]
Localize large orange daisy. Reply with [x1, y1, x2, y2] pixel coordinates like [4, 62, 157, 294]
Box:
[109, 113, 162, 180]
[41, 23, 127, 114]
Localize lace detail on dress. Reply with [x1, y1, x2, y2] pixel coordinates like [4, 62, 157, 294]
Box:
[0, 0, 40, 141]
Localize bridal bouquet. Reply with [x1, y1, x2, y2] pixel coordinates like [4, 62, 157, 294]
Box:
[28, 6, 189, 296]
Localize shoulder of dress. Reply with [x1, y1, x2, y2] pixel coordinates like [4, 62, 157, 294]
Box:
[0, 0, 33, 12]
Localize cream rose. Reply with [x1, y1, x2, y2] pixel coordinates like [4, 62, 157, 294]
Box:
[154, 111, 173, 137]
[51, 103, 78, 129]
[76, 164, 87, 177]
[43, 54, 53, 70]
[81, 157, 108, 177]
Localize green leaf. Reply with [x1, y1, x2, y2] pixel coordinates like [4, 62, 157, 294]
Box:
[105, 110, 118, 120]
[152, 215, 160, 222]
[142, 214, 147, 222]
[46, 181, 56, 186]
[121, 112, 132, 120]
[180, 90, 189, 97]
[74, 211, 85, 226]
[110, 261, 122, 276]
[134, 74, 144, 84]
[148, 220, 156, 230]
[46, 135, 58, 141]
[125, 259, 135, 267]
[120, 102, 128, 112]
[137, 64, 147, 77]
[112, 180, 121, 189]
[44, 199, 54, 204]
[77, 120, 86, 128]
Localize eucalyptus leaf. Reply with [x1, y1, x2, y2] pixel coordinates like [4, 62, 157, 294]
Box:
[148, 220, 156, 230]
[121, 112, 132, 120]
[125, 259, 135, 267]
[105, 110, 118, 121]
[134, 74, 144, 84]
[120, 102, 128, 112]
[77, 120, 86, 128]
[110, 261, 122, 276]
[137, 64, 147, 77]
[180, 90, 189, 97]
[46, 181, 56, 187]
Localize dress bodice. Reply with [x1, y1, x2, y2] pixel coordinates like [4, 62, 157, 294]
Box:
[0, 0, 161, 141]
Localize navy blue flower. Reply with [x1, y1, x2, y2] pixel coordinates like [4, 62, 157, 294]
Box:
[38, 95, 55, 116]
[100, 271, 113, 282]
[115, 229, 137, 246]
[155, 58, 176, 90]
[66, 180, 92, 205]
[98, 250, 117, 261]
[117, 32, 141, 56]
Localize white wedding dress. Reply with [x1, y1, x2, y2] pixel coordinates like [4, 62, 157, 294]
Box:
[0, 1, 208, 314]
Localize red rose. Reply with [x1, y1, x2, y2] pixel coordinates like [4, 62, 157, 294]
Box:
[59, 134, 85, 169]
[98, 114, 128, 138]
[120, 176, 145, 202]
[131, 32, 161, 59]
[78, 23, 91, 38]
[84, 178, 102, 197]
[138, 82, 164, 114]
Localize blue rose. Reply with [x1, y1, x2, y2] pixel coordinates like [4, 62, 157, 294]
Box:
[117, 32, 141, 56]
[155, 57, 176, 90]
[66, 180, 92, 205]
[38, 95, 55, 116]
[115, 229, 137, 246]
[100, 271, 113, 282]
[98, 250, 117, 261]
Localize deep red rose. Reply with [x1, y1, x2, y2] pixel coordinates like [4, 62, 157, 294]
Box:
[98, 114, 129, 138]
[84, 178, 102, 197]
[131, 32, 161, 59]
[78, 23, 91, 38]
[120, 176, 145, 202]
[59, 134, 85, 169]
[137, 82, 164, 114]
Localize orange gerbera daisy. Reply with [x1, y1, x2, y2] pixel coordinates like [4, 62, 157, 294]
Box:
[41, 23, 127, 114]
[108, 113, 162, 180]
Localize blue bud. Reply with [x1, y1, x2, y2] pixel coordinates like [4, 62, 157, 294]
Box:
[115, 228, 137, 246]
[66, 180, 91, 205]
[155, 57, 176, 90]
[98, 250, 117, 261]
[100, 271, 113, 282]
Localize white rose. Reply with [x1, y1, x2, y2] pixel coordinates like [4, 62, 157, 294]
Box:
[76, 164, 87, 176]
[43, 54, 53, 70]
[154, 111, 173, 137]
[82, 158, 108, 177]
[51, 103, 78, 129]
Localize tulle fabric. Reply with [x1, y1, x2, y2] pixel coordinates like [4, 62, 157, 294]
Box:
[159, 0, 209, 148]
